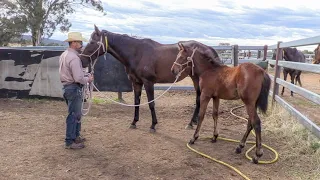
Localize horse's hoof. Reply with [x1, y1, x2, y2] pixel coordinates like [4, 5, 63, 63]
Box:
[149, 128, 156, 133]
[129, 124, 136, 129]
[252, 157, 259, 164]
[235, 147, 242, 154]
[193, 121, 198, 125]
[211, 134, 218, 143]
[185, 124, 193, 130]
[189, 139, 195, 145]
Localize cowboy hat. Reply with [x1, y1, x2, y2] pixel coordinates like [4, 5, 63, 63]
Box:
[64, 32, 88, 42]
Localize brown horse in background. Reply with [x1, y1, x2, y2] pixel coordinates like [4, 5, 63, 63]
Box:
[80, 25, 221, 132]
[313, 44, 320, 64]
[171, 42, 271, 164]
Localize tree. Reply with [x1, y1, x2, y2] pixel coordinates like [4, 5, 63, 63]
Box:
[302, 50, 313, 54]
[218, 42, 230, 46]
[0, 0, 105, 46]
[0, 15, 28, 46]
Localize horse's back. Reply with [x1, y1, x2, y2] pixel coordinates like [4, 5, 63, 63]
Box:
[298, 51, 306, 63]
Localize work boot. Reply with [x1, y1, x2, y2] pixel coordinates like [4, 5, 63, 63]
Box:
[65, 142, 85, 149]
[75, 136, 86, 144]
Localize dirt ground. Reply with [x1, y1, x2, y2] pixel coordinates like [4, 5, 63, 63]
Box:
[0, 67, 319, 180]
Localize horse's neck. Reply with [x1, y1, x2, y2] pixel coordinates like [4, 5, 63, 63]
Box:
[107, 33, 141, 67]
[194, 59, 223, 76]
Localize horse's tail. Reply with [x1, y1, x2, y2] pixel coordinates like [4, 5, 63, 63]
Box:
[256, 72, 271, 114]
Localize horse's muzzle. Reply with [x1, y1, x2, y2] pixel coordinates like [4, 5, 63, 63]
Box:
[171, 67, 179, 76]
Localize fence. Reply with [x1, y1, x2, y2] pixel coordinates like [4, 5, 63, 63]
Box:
[267, 36, 320, 139]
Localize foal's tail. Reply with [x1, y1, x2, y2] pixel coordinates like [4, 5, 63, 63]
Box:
[256, 72, 271, 114]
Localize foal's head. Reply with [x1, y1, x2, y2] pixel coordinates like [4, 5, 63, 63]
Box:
[80, 25, 107, 68]
[312, 44, 320, 64]
[171, 42, 221, 76]
[171, 43, 198, 76]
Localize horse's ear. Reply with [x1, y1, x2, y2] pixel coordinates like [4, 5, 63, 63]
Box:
[178, 43, 185, 51]
[94, 24, 101, 35]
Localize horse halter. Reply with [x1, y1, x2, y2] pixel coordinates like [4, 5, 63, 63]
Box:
[173, 47, 197, 76]
[79, 35, 108, 71]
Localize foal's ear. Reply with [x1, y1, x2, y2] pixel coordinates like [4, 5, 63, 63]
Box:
[94, 24, 101, 35]
[178, 43, 186, 51]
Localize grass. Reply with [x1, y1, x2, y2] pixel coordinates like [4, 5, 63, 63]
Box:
[92, 97, 106, 104]
[262, 101, 320, 179]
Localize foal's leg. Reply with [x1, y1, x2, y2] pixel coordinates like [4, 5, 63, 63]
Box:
[252, 111, 263, 164]
[236, 103, 263, 164]
[211, 98, 220, 143]
[281, 70, 288, 96]
[130, 82, 143, 129]
[143, 81, 158, 133]
[236, 104, 253, 154]
[189, 94, 210, 144]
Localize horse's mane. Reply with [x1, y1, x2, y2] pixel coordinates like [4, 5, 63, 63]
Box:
[207, 46, 223, 66]
[180, 40, 222, 67]
[101, 30, 161, 46]
[283, 47, 306, 63]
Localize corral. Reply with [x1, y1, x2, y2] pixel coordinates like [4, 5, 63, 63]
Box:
[0, 36, 320, 180]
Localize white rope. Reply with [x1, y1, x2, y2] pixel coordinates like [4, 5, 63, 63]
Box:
[81, 80, 93, 116]
[82, 68, 186, 108]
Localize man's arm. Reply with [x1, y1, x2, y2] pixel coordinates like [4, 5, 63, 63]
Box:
[69, 57, 89, 85]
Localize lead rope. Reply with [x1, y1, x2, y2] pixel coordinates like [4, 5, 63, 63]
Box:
[80, 35, 107, 115]
[90, 68, 187, 107]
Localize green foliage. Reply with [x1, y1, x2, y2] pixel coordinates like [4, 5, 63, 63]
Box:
[310, 142, 320, 152]
[302, 50, 313, 54]
[0, 0, 105, 46]
[0, 12, 28, 46]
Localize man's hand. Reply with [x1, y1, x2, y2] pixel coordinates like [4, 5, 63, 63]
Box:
[88, 74, 94, 83]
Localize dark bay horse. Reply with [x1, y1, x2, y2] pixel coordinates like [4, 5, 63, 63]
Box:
[80, 25, 221, 132]
[271, 47, 305, 96]
[313, 44, 320, 64]
[171, 42, 271, 164]
[282, 47, 305, 96]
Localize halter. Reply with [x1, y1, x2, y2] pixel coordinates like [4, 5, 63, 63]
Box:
[78, 34, 108, 115]
[79, 35, 108, 72]
[173, 47, 197, 76]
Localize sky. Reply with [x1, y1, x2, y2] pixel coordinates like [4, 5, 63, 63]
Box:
[49, 0, 320, 51]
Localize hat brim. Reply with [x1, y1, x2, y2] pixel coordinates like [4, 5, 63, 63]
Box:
[64, 37, 88, 42]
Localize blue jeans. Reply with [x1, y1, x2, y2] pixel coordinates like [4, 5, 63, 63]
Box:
[62, 84, 83, 146]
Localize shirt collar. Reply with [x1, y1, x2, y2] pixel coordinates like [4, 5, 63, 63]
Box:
[67, 47, 79, 55]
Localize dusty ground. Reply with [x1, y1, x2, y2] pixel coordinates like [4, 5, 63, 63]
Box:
[0, 73, 320, 180]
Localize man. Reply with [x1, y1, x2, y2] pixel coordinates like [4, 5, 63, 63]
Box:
[59, 32, 94, 149]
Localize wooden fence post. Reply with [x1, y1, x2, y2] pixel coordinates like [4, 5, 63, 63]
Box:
[272, 41, 283, 105]
[263, 45, 268, 61]
[118, 92, 124, 102]
[232, 45, 239, 66]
